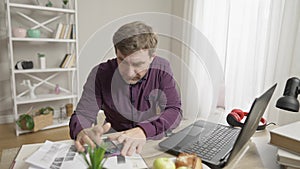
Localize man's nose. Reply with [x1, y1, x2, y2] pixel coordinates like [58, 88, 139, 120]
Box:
[126, 66, 136, 77]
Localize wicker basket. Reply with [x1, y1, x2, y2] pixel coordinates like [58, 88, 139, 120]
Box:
[33, 113, 53, 132]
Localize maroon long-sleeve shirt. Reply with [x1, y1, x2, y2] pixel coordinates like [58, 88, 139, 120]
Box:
[69, 56, 182, 140]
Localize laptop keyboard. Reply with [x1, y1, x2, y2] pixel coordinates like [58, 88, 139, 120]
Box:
[183, 125, 240, 160]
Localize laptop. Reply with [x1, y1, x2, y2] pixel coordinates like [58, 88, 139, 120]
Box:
[159, 84, 276, 168]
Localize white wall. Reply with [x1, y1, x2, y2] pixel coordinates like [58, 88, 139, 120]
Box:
[0, 0, 185, 123]
[77, 0, 183, 95]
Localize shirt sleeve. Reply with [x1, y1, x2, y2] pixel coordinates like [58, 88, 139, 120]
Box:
[69, 66, 101, 139]
[137, 61, 182, 140]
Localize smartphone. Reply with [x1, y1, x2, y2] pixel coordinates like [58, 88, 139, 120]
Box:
[83, 138, 122, 157]
[102, 138, 122, 157]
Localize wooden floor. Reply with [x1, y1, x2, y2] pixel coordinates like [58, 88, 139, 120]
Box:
[0, 123, 71, 158]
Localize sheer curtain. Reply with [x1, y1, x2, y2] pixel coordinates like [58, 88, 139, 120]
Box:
[186, 0, 300, 124]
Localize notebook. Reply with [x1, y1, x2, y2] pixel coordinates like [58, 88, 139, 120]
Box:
[159, 84, 277, 168]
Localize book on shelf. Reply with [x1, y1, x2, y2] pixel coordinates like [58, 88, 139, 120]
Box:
[71, 24, 76, 39]
[63, 24, 70, 39]
[66, 54, 76, 68]
[59, 53, 76, 68]
[59, 54, 68, 68]
[270, 121, 300, 154]
[54, 23, 63, 39]
[59, 54, 71, 68]
[54, 24, 73, 39]
[59, 24, 66, 39]
[277, 148, 300, 169]
[66, 24, 73, 39]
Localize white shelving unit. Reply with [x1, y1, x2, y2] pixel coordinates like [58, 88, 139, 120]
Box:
[5, 0, 79, 135]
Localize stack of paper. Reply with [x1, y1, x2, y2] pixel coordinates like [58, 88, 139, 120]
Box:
[25, 141, 87, 169]
[13, 140, 148, 169]
[269, 121, 300, 169]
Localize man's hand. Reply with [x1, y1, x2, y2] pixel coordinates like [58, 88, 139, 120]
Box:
[75, 123, 111, 152]
[108, 127, 146, 156]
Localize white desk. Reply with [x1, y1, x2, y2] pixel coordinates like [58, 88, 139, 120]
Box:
[8, 121, 280, 169]
[141, 124, 280, 169]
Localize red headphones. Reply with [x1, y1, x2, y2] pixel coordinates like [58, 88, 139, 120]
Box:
[226, 109, 267, 131]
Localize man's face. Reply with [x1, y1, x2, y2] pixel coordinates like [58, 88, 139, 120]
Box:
[117, 49, 154, 85]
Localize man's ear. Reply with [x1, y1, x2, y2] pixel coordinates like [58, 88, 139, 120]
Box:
[114, 47, 118, 55]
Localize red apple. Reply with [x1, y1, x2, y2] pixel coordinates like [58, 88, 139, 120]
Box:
[153, 157, 176, 169]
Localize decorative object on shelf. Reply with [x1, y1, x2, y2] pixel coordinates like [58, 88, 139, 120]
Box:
[45, 0, 53, 7]
[15, 60, 33, 70]
[16, 113, 34, 130]
[58, 106, 66, 123]
[80, 145, 106, 169]
[54, 84, 61, 94]
[17, 106, 54, 132]
[16, 107, 34, 130]
[65, 103, 73, 117]
[27, 29, 41, 38]
[62, 0, 69, 8]
[33, 106, 54, 132]
[21, 80, 38, 99]
[12, 27, 27, 38]
[38, 53, 46, 69]
[37, 106, 54, 115]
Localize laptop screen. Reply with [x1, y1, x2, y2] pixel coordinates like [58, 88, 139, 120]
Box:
[227, 84, 276, 163]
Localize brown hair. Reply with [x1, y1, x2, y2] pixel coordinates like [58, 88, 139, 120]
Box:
[113, 21, 158, 56]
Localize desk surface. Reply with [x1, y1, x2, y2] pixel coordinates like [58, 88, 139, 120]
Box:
[141, 123, 280, 169]
[8, 120, 280, 169]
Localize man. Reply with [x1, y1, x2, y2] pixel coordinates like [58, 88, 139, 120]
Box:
[69, 21, 182, 156]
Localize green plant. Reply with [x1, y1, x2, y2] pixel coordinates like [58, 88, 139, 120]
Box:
[46, 0, 53, 7]
[63, 0, 68, 5]
[80, 145, 106, 169]
[37, 53, 45, 58]
[16, 114, 34, 130]
[38, 106, 54, 115]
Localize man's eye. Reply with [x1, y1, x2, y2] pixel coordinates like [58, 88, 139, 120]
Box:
[132, 63, 145, 67]
[120, 60, 129, 66]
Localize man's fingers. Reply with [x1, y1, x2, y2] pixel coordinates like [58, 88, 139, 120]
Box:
[108, 132, 122, 141]
[103, 122, 111, 133]
[81, 134, 96, 149]
[120, 139, 131, 156]
[75, 140, 85, 152]
[87, 129, 102, 145]
[136, 143, 144, 154]
[85, 123, 111, 145]
[127, 141, 138, 156]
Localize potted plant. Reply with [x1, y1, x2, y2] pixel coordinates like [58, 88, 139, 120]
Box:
[16, 107, 34, 130]
[16, 106, 54, 132]
[62, 0, 68, 8]
[16, 113, 34, 130]
[81, 145, 106, 169]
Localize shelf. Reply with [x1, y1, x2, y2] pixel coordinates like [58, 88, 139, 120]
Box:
[8, 3, 76, 13]
[14, 68, 76, 74]
[16, 94, 77, 105]
[7, 0, 79, 136]
[11, 37, 76, 42]
[17, 117, 70, 135]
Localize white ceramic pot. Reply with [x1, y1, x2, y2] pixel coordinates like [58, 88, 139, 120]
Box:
[12, 28, 27, 38]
